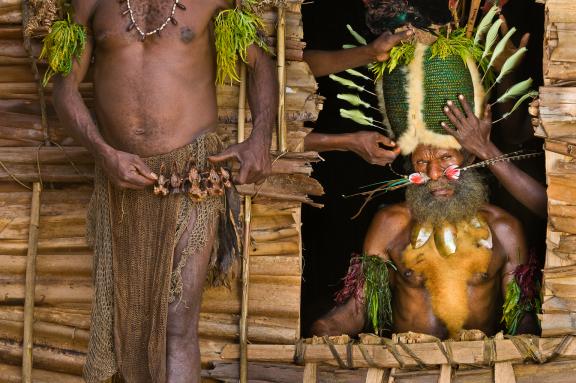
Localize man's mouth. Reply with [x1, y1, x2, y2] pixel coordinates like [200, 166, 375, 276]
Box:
[430, 187, 454, 197]
[428, 181, 455, 197]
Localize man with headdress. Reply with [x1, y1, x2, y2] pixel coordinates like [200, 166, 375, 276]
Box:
[310, 7, 540, 338]
[49, 0, 276, 382]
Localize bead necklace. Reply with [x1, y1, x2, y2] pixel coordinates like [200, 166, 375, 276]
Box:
[121, 0, 186, 41]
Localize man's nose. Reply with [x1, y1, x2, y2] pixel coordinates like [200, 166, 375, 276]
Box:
[427, 162, 444, 181]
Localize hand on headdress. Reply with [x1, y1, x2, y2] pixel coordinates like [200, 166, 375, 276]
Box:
[441, 95, 493, 160]
[345, 131, 400, 166]
[369, 28, 413, 62]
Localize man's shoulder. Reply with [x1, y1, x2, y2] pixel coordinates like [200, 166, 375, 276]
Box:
[478, 203, 523, 235]
[372, 203, 411, 228]
[364, 203, 411, 255]
[72, 0, 100, 23]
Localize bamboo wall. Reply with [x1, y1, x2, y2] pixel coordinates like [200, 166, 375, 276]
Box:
[0, 0, 323, 381]
[537, 0, 576, 338]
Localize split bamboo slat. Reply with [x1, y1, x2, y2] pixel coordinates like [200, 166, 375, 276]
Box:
[21, 182, 40, 383]
[0, 0, 323, 381]
[237, 61, 250, 383]
[536, 0, 576, 338]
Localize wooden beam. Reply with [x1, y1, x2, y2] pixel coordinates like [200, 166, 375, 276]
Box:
[218, 336, 576, 368]
[202, 359, 576, 383]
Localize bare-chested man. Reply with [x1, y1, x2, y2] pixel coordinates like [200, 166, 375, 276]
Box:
[311, 143, 538, 339]
[52, 1, 276, 382]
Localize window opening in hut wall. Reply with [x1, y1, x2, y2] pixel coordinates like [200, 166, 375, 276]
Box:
[299, 0, 546, 339]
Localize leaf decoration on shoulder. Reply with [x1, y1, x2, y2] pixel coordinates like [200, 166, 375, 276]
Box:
[39, 13, 87, 86]
[214, 0, 269, 84]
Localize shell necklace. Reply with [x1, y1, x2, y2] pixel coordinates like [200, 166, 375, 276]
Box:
[121, 0, 186, 41]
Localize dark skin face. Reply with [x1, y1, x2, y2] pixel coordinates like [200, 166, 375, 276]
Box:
[411, 145, 464, 198]
[311, 145, 536, 339]
[52, 1, 277, 382]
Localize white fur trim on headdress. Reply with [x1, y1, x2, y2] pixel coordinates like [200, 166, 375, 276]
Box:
[467, 56, 485, 118]
[375, 77, 395, 139]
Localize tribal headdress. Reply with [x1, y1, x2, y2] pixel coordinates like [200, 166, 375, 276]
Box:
[369, 3, 535, 155]
[333, 4, 539, 213]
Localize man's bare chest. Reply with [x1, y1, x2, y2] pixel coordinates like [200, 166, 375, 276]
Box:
[391, 222, 504, 289]
[92, 0, 216, 46]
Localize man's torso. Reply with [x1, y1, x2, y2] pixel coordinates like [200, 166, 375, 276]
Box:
[385, 205, 506, 338]
[87, 0, 227, 156]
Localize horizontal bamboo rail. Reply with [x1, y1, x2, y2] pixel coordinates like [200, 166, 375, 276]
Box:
[218, 335, 576, 369]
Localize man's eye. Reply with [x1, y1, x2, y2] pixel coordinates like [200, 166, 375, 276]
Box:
[441, 156, 452, 161]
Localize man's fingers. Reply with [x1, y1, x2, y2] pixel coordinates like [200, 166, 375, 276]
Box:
[484, 104, 492, 120]
[374, 147, 399, 160]
[126, 170, 155, 187]
[446, 100, 466, 124]
[208, 149, 239, 164]
[441, 121, 458, 137]
[133, 159, 157, 181]
[115, 172, 150, 190]
[481, 104, 493, 127]
[375, 134, 396, 148]
[385, 30, 412, 48]
[519, 33, 530, 49]
[390, 29, 413, 45]
[234, 165, 250, 185]
[442, 107, 462, 135]
[234, 163, 270, 185]
[443, 104, 463, 129]
[375, 29, 413, 61]
[457, 94, 474, 118]
[499, 15, 509, 35]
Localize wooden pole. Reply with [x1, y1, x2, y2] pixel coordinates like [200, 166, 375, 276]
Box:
[386, 334, 398, 383]
[493, 332, 517, 383]
[362, 335, 388, 383]
[438, 364, 452, 383]
[277, 5, 287, 153]
[465, 0, 483, 38]
[303, 337, 324, 383]
[237, 63, 251, 383]
[21, 181, 41, 383]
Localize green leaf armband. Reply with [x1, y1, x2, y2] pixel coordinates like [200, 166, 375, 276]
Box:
[335, 254, 396, 335]
[502, 261, 541, 335]
[214, 2, 268, 85]
[39, 14, 87, 86]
